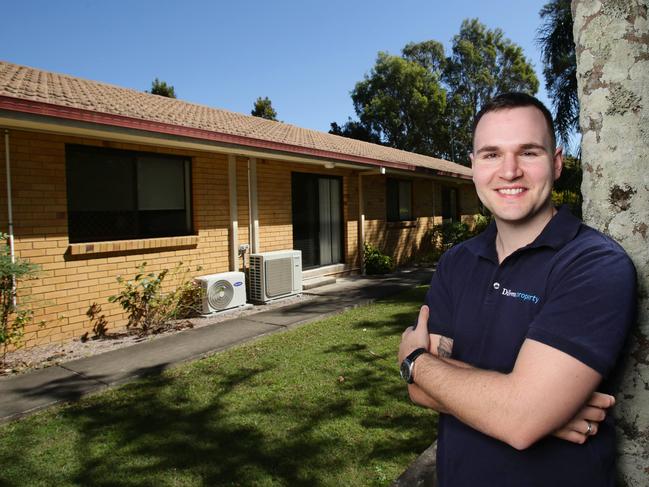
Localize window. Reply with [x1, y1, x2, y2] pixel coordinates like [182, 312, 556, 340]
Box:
[66, 145, 192, 243]
[441, 186, 459, 221]
[387, 178, 413, 221]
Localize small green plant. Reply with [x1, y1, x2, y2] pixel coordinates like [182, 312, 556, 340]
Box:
[0, 233, 39, 363]
[472, 213, 491, 234]
[167, 273, 204, 321]
[426, 218, 490, 262]
[108, 262, 203, 336]
[363, 242, 394, 275]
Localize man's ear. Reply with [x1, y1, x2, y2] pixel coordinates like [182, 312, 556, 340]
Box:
[469, 151, 475, 184]
[553, 146, 563, 181]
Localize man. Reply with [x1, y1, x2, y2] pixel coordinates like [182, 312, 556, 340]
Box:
[398, 93, 636, 486]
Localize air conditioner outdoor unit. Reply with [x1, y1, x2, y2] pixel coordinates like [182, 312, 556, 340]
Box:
[248, 250, 302, 303]
[195, 271, 247, 314]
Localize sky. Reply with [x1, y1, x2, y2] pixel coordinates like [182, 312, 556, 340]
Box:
[1, 0, 551, 134]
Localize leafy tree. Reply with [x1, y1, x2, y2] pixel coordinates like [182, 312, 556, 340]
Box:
[251, 96, 278, 121]
[444, 19, 538, 116]
[346, 52, 449, 158]
[329, 119, 381, 144]
[149, 78, 176, 98]
[332, 19, 538, 165]
[552, 155, 582, 217]
[441, 19, 539, 161]
[402, 40, 446, 73]
[537, 1, 581, 210]
[536, 0, 578, 148]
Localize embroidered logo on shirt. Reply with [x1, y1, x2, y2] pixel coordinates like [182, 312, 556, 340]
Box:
[501, 288, 540, 304]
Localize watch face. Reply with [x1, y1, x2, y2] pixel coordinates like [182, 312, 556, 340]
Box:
[400, 360, 411, 382]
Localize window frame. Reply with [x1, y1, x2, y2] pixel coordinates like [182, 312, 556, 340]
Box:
[65, 144, 193, 244]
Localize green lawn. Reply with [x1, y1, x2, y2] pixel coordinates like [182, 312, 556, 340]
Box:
[0, 286, 437, 487]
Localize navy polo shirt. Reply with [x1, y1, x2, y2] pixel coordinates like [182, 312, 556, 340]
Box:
[425, 206, 636, 487]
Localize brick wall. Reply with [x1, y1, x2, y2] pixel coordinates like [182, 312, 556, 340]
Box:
[0, 131, 369, 348]
[253, 159, 359, 265]
[0, 131, 233, 347]
[0, 129, 477, 349]
[362, 176, 477, 266]
[459, 183, 481, 226]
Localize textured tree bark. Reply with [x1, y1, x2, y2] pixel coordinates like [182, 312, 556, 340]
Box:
[572, 1, 649, 485]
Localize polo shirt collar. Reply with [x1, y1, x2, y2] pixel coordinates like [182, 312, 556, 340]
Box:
[530, 205, 582, 249]
[465, 219, 498, 261]
[465, 206, 582, 261]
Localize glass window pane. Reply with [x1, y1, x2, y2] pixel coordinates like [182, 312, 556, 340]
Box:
[67, 149, 135, 211]
[66, 146, 192, 242]
[387, 178, 399, 221]
[137, 156, 186, 210]
[329, 178, 342, 263]
[139, 210, 189, 238]
[450, 188, 458, 221]
[399, 181, 412, 220]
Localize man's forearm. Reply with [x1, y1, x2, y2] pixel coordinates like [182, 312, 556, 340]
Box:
[413, 354, 515, 443]
[410, 344, 601, 450]
[399, 308, 602, 449]
[408, 356, 472, 413]
[408, 383, 448, 411]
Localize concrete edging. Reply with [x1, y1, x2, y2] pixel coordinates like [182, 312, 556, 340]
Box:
[391, 441, 437, 487]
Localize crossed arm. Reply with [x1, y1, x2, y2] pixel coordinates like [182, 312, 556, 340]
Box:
[399, 306, 614, 450]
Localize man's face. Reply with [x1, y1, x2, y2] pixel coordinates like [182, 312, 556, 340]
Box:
[470, 106, 562, 227]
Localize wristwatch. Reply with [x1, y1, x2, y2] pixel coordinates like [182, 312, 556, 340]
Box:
[400, 348, 427, 384]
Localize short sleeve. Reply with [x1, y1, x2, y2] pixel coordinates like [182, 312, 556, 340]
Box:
[526, 243, 636, 377]
[425, 250, 455, 338]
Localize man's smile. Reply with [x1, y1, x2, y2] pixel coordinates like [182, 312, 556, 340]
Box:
[496, 187, 527, 196]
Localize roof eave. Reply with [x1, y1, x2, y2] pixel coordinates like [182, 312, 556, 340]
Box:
[0, 95, 472, 181]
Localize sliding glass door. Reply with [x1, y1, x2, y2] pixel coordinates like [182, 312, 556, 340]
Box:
[291, 173, 343, 269]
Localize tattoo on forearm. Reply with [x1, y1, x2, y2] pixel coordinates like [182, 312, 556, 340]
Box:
[437, 336, 454, 358]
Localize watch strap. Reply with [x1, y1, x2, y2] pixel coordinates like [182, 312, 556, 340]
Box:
[401, 347, 427, 383]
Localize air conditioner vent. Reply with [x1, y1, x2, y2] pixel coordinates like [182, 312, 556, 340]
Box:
[248, 250, 302, 303]
[207, 279, 235, 310]
[265, 257, 293, 297]
[195, 272, 247, 314]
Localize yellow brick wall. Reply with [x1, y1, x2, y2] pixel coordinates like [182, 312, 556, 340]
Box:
[362, 175, 477, 266]
[0, 131, 234, 348]
[0, 129, 477, 349]
[255, 159, 293, 252]
[459, 183, 481, 227]
[343, 175, 360, 269]
[253, 159, 359, 267]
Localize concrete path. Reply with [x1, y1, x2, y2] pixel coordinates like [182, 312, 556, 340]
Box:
[0, 267, 434, 424]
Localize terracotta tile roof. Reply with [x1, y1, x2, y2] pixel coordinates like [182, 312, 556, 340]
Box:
[0, 61, 472, 178]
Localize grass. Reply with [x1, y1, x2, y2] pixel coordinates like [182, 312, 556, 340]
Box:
[0, 286, 437, 487]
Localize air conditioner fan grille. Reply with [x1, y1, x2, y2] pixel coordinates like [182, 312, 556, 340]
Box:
[207, 280, 234, 310]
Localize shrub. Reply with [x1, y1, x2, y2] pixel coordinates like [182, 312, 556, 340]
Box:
[169, 277, 204, 320]
[472, 213, 491, 234]
[363, 242, 394, 275]
[0, 233, 39, 363]
[108, 263, 203, 336]
[552, 190, 582, 218]
[427, 218, 491, 262]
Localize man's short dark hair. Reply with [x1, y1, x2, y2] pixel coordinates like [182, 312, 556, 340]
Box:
[472, 92, 557, 150]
